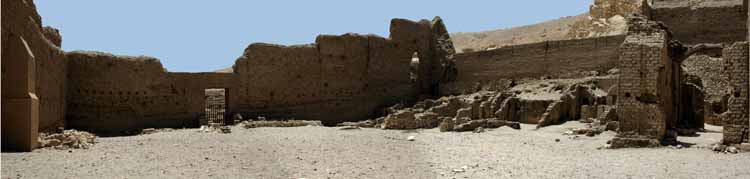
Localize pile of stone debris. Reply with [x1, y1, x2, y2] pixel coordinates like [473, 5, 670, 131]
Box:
[353, 77, 615, 133]
[237, 116, 320, 129]
[711, 144, 742, 154]
[565, 108, 619, 137]
[198, 125, 232, 134]
[38, 130, 97, 149]
[363, 91, 522, 132]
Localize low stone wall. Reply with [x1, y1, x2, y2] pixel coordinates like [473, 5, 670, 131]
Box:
[443, 35, 624, 95]
[649, 0, 747, 44]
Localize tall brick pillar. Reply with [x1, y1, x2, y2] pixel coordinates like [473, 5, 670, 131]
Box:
[611, 15, 676, 148]
[1, 35, 40, 152]
[723, 42, 750, 144]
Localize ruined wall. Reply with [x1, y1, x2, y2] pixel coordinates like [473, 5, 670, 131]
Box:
[649, 0, 747, 44]
[612, 16, 677, 147]
[65, 52, 200, 133]
[682, 55, 730, 125]
[722, 42, 749, 144]
[65, 17, 455, 132]
[2, 0, 66, 151]
[227, 19, 447, 125]
[444, 35, 625, 94]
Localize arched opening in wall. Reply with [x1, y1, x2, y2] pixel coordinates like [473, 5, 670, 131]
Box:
[204, 88, 227, 126]
[410, 51, 420, 84]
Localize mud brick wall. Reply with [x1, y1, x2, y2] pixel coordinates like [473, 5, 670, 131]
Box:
[722, 42, 749, 144]
[682, 55, 729, 125]
[65, 52, 200, 133]
[2, 0, 67, 133]
[445, 35, 625, 95]
[65, 17, 456, 132]
[2, 0, 68, 151]
[615, 17, 675, 141]
[649, 0, 747, 44]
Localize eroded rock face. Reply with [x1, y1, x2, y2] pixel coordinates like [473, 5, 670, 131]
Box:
[568, 0, 643, 39]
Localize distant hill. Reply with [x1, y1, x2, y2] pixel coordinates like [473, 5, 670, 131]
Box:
[215, 67, 233, 73]
[452, 0, 642, 53]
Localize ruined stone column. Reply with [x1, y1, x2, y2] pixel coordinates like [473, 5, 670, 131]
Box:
[723, 42, 750, 144]
[611, 15, 675, 148]
[1, 35, 40, 151]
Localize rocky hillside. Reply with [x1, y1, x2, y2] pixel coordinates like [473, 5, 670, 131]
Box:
[452, 0, 643, 52]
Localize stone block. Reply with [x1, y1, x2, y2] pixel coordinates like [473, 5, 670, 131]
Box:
[1, 95, 40, 151]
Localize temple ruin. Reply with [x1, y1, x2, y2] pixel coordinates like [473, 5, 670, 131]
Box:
[2, 0, 749, 153]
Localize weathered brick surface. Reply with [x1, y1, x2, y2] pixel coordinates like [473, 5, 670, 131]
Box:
[682, 55, 728, 125]
[445, 35, 625, 94]
[613, 15, 677, 147]
[650, 0, 747, 44]
[722, 42, 750, 144]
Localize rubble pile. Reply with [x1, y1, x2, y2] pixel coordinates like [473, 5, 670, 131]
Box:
[198, 125, 232, 133]
[565, 107, 619, 137]
[238, 120, 318, 129]
[374, 76, 618, 132]
[38, 130, 97, 149]
[711, 144, 742, 154]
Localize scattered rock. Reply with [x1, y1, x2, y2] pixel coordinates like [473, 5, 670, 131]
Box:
[38, 130, 97, 150]
[239, 120, 312, 129]
[338, 120, 376, 128]
[726, 147, 739, 154]
[415, 112, 440, 128]
[339, 126, 361, 130]
[454, 119, 486, 132]
[219, 126, 231, 134]
[452, 165, 469, 173]
[382, 110, 418, 129]
[141, 128, 157, 135]
[438, 117, 455, 132]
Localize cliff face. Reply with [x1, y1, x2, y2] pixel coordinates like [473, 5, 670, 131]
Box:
[452, 0, 643, 52]
[567, 0, 643, 39]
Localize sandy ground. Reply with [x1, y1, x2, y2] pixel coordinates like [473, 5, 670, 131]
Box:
[3, 122, 749, 179]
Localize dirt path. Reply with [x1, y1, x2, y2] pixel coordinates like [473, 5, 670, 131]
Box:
[3, 122, 749, 179]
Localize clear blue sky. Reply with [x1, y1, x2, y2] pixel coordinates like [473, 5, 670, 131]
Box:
[36, 0, 592, 72]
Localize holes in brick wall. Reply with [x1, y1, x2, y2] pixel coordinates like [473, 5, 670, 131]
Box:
[323, 83, 329, 87]
[625, 92, 631, 98]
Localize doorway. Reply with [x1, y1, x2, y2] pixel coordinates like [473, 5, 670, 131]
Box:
[204, 88, 227, 125]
